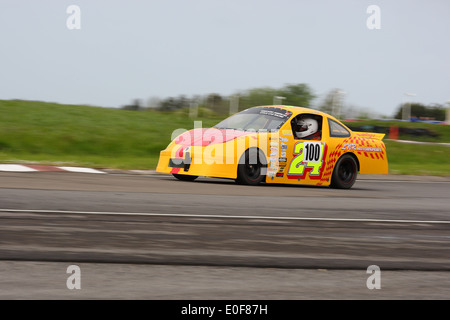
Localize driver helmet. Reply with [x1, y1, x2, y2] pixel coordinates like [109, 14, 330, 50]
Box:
[295, 117, 319, 138]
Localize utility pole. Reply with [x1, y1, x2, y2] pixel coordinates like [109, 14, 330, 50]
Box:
[332, 89, 346, 119]
[402, 93, 416, 121]
[229, 95, 239, 115]
[273, 96, 285, 105]
[446, 100, 450, 124]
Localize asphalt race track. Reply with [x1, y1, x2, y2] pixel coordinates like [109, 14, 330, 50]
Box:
[0, 171, 449, 299]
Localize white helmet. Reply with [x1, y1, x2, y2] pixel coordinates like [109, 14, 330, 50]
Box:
[295, 117, 318, 138]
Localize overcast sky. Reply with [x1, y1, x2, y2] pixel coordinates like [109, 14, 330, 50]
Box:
[1, 0, 449, 116]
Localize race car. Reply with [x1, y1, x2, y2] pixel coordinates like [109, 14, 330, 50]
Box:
[156, 105, 388, 189]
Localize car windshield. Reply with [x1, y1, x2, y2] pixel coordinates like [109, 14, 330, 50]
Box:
[214, 107, 292, 132]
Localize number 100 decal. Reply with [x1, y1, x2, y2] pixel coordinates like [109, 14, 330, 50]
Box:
[287, 141, 326, 179]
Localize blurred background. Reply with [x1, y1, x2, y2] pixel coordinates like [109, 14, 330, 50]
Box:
[0, 0, 449, 174]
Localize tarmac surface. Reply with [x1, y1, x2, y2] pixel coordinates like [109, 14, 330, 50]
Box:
[0, 171, 449, 299]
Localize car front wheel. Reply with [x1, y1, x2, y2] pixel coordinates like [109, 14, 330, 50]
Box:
[235, 149, 266, 186]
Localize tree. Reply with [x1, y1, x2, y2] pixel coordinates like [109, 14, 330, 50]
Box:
[122, 99, 143, 111]
[279, 83, 316, 107]
[145, 83, 316, 115]
[394, 103, 446, 121]
[158, 95, 190, 111]
[205, 93, 226, 114]
[236, 83, 316, 111]
[237, 87, 278, 111]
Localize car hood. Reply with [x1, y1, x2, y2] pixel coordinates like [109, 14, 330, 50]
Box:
[174, 128, 256, 147]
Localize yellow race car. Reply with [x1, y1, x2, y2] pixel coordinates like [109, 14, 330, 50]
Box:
[156, 105, 388, 189]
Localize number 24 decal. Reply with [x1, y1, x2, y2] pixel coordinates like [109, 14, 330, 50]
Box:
[287, 141, 325, 177]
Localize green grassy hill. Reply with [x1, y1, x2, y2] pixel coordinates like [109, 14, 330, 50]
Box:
[0, 100, 449, 176]
[0, 100, 221, 169]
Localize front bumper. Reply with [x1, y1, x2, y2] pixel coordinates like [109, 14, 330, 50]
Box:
[156, 146, 239, 179]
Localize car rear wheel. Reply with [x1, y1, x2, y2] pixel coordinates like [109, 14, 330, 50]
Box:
[330, 154, 358, 189]
[236, 149, 266, 186]
[173, 174, 198, 181]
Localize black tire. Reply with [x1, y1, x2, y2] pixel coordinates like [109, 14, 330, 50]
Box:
[172, 174, 198, 182]
[235, 149, 266, 186]
[330, 154, 358, 189]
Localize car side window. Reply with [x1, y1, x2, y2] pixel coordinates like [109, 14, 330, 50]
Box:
[291, 114, 323, 140]
[328, 118, 351, 137]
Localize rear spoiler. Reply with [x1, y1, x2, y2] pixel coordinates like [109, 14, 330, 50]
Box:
[354, 132, 385, 140]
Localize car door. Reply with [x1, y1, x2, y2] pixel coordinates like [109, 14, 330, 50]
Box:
[265, 113, 327, 186]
